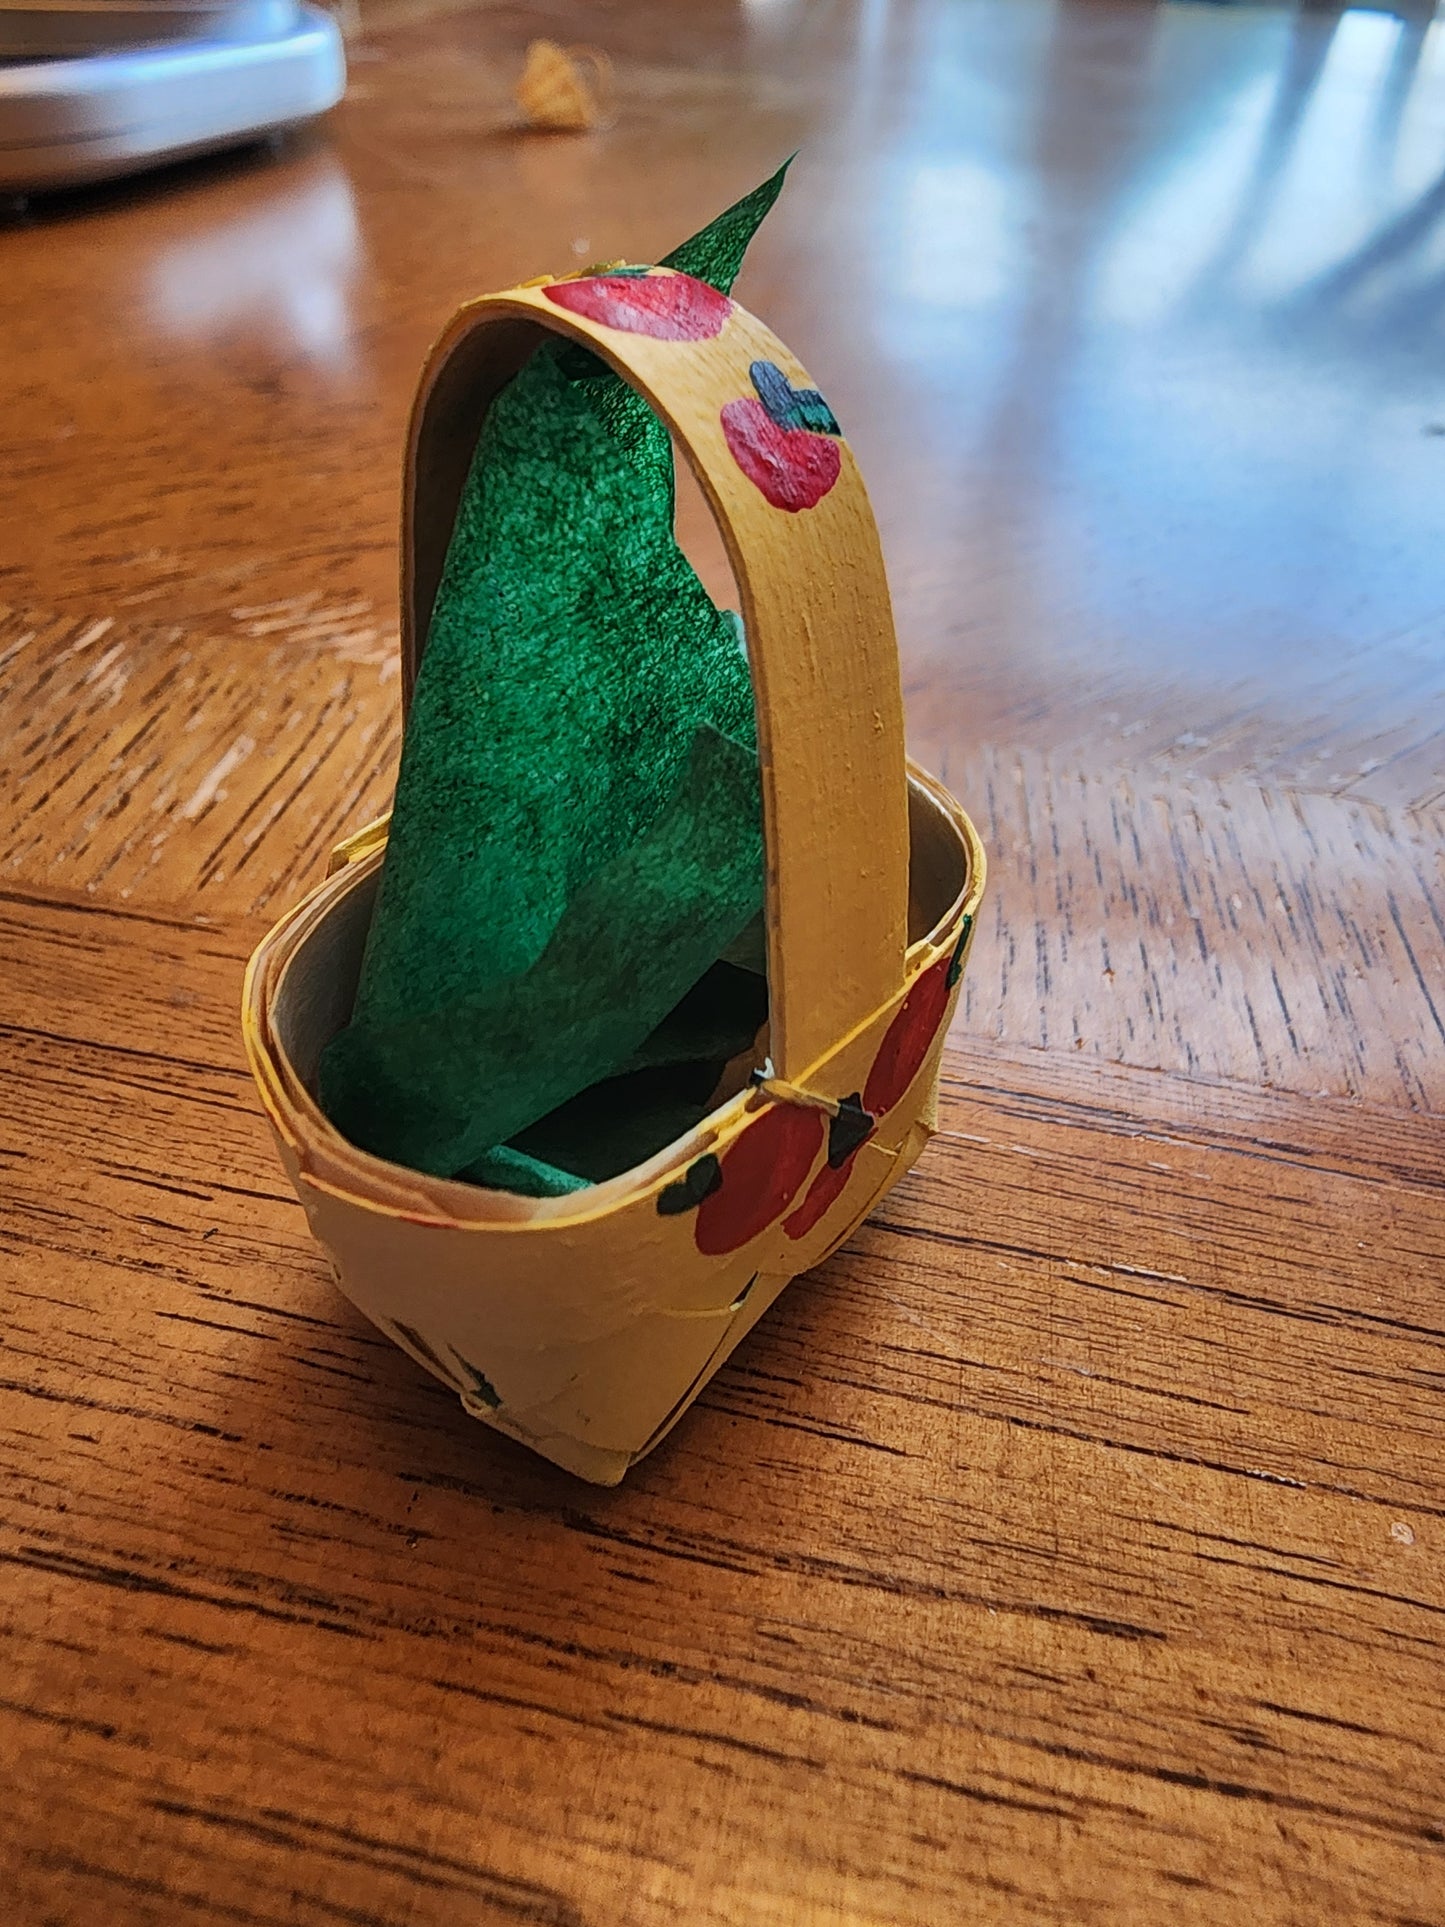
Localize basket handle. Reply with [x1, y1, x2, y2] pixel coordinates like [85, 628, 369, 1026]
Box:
[401, 273, 910, 1082]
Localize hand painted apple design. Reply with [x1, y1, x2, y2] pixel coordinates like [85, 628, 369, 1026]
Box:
[787, 917, 973, 1240]
[783, 1095, 874, 1241]
[691, 1100, 826, 1256]
[543, 268, 733, 341]
[865, 919, 971, 1118]
[658, 916, 973, 1254]
[721, 360, 843, 512]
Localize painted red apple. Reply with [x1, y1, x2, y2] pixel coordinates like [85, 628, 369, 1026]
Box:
[783, 1153, 856, 1241]
[863, 922, 970, 1119]
[694, 1100, 826, 1257]
[721, 359, 842, 513]
[543, 270, 732, 341]
[783, 1094, 874, 1242]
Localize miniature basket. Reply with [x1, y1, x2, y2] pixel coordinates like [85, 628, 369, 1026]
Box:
[242, 268, 986, 1484]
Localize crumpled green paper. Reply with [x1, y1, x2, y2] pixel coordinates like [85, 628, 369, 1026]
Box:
[319, 164, 789, 1184]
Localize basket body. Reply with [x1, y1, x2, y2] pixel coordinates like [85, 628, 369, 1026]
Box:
[241, 268, 987, 1482]
[245, 767, 981, 1484]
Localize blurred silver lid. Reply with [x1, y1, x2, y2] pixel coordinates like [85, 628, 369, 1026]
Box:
[0, 2, 302, 58]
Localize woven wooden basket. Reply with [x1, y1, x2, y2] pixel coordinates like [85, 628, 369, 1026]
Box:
[242, 269, 987, 1484]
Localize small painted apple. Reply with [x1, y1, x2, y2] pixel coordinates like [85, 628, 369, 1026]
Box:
[694, 1100, 826, 1256]
[543, 270, 732, 341]
[782, 1093, 874, 1241]
[782, 1154, 854, 1240]
[720, 359, 843, 513]
[863, 925, 970, 1119]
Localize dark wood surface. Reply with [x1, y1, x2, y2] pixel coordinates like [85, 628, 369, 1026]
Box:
[2, 1, 1442, 1921]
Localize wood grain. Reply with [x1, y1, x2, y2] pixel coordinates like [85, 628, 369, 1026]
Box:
[0, 604, 401, 913]
[3, 895, 1442, 1925]
[3, 0, 1444, 1916]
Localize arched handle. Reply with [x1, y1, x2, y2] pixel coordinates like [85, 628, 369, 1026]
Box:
[401, 270, 910, 1082]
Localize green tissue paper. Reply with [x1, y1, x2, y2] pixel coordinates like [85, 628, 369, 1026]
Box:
[319, 163, 791, 1184]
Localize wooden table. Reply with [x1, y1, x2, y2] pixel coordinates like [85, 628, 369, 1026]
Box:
[2, 2, 1442, 1920]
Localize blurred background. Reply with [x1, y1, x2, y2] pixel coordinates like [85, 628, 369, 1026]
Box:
[2, 0, 1443, 1105]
